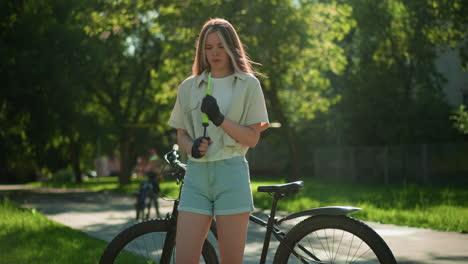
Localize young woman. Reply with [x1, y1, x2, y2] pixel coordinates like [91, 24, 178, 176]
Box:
[168, 18, 269, 264]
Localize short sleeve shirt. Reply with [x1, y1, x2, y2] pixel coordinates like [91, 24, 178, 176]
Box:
[168, 71, 269, 162]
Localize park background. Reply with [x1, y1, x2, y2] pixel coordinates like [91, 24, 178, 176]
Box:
[1, 2, 468, 263]
[1, 0, 468, 186]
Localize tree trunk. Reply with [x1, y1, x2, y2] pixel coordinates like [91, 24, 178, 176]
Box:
[264, 82, 302, 181]
[119, 136, 132, 185]
[70, 137, 82, 184]
[280, 115, 302, 181]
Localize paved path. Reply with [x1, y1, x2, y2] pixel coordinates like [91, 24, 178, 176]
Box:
[1, 186, 468, 263]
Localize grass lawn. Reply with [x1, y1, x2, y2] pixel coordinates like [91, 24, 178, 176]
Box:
[251, 180, 468, 233]
[0, 198, 99, 264]
[0, 198, 147, 264]
[29, 176, 468, 233]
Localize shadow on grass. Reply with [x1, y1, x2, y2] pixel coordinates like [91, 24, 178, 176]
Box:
[0, 200, 108, 264]
[2, 190, 135, 216]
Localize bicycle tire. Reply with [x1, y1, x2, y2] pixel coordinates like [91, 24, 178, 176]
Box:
[273, 215, 396, 264]
[100, 219, 218, 264]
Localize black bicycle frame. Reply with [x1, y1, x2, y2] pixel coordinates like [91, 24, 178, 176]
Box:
[159, 184, 180, 263]
[245, 193, 311, 264]
[164, 149, 360, 263]
[246, 196, 361, 264]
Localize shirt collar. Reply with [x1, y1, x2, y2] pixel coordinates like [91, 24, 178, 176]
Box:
[195, 70, 246, 88]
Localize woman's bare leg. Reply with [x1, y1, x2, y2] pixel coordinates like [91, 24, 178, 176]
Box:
[216, 212, 250, 264]
[175, 211, 213, 264]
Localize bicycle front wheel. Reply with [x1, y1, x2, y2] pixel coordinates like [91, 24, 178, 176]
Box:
[273, 215, 396, 264]
[100, 219, 218, 264]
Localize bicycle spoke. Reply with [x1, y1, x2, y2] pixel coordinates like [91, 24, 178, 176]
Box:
[349, 239, 364, 263]
[345, 233, 355, 263]
[332, 230, 345, 263]
[354, 247, 374, 263]
[324, 229, 332, 260]
[315, 229, 330, 260]
[285, 227, 384, 263]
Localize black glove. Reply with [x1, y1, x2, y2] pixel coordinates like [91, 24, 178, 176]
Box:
[191, 137, 209, 158]
[201, 95, 225, 126]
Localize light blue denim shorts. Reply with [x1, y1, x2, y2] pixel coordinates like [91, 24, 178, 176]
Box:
[178, 156, 254, 216]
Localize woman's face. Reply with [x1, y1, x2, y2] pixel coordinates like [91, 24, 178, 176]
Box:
[205, 32, 231, 74]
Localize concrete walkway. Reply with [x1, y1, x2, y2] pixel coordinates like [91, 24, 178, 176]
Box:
[1, 185, 467, 263]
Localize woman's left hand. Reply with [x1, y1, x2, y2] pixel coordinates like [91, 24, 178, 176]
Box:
[191, 137, 212, 158]
[201, 95, 225, 126]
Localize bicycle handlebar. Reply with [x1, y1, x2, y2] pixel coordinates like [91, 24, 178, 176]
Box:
[163, 146, 186, 183]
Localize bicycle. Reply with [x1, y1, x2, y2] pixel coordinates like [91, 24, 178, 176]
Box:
[100, 146, 397, 264]
[134, 171, 161, 221]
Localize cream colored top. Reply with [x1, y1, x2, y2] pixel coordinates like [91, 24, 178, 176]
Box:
[168, 71, 269, 162]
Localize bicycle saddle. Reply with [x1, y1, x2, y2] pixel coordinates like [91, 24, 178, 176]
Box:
[257, 181, 304, 195]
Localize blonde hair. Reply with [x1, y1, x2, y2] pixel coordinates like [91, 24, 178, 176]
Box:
[192, 18, 259, 76]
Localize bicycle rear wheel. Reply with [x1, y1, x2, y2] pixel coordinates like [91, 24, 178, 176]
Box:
[273, 215, 396, 264]
[100, 219, 218, 264]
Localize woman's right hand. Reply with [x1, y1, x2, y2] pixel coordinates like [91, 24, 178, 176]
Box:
[191, 137, 212, 158]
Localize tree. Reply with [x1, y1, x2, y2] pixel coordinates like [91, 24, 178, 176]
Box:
[0, 0, 99, 183]
[324, 0, 467, 146]
[451, 105, 468, 135]
[156, 0, 354, 180]
[79, 0, 174, 185]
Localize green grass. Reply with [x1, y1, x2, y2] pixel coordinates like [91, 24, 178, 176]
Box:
[28, 176, 468, 232]
[251, 180, 468, 233]
[0, 198, 102, 264]
[0, 198, 155, 263]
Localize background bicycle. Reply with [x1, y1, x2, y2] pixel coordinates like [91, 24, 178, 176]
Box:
[100, 146, 396, 263]
[134, 148, 162, 221]
[134, 174, 160, 221]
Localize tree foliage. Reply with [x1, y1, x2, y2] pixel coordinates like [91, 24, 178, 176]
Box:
[451, 105, 468, 134]
[146, 0, 354, 180]
[1, 0, 98, 182]
[1, 0, 467, 184]
[315, 0, 468, 146]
